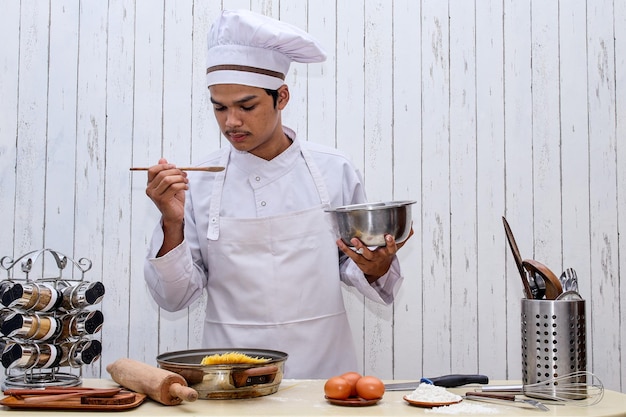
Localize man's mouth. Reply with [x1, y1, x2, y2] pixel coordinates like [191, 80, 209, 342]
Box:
[227, 131, 248, 143]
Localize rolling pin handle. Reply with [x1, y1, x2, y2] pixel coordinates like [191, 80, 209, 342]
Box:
[170, 382, 198, 402]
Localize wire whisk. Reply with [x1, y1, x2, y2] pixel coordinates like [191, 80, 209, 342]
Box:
[477, 371, 604, 406]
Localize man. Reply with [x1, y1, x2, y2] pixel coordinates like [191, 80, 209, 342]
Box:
[143, 9, 411, 378]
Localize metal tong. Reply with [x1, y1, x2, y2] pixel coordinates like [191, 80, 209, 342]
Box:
[464, 391, 549, 411]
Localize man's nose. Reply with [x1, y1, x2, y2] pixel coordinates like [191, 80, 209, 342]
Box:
[225, 110, 242, 127]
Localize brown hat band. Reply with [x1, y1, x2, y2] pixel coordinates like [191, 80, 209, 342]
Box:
[206, 64, 285, 80]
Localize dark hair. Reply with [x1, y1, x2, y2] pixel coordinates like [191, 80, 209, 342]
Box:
[264, 89, 279, 108]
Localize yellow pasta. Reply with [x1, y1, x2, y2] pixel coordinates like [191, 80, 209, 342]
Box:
[201, 351, 271, 365]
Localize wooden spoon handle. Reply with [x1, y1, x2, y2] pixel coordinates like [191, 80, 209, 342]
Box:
[502, 217, 533, 299]
[465, 391, 516, 401]
[23, 388, 121, 404]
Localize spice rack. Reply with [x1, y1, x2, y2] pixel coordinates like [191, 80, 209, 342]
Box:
[0, 249, 105, 389]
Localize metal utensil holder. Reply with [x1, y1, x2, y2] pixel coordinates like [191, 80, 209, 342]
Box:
[0, 249, 104, 389]
[521, 298, 587, 399]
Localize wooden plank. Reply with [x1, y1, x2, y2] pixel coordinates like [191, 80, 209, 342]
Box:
[100, 0, 136, 372]
[531, 0, 562, 266]
[0, 0, 20, 389]
[558, 0, 593, 385]
[280, 0, 308, 135]
[307, 0, 336, 149]
[159, 0, 194, 355]
[251, 0, 279, 17]
[361, 0, 394, 378]
[419, 0, 451, 378]
[74, 0, 109, 378]
[586, 0, 620, 392]
[13, 1, 49, 258]
[187, 0, 223, 351]
[615, 0, 626, 393]
[190, 2, 221, 161]
[391, 0, 422, 381]
[335, 0, 366, 375]
[129, 0, 165, 365]
[502, 0, 533, 381]
[222, 0, 249, 11]
[449, 0, 479, 374]
[45, 1, 79, 258]
[0, 0, 20, 265]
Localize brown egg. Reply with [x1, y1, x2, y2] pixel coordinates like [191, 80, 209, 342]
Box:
[324, 376, 352, 400]
[355, 375, 385, 400]
[340, 371, 362, 397]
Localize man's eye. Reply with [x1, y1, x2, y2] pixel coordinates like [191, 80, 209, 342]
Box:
[241, 105, 256, 111]
[213, 106, 226, 112]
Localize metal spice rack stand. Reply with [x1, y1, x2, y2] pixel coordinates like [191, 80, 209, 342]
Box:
[0, 248, 105, 389]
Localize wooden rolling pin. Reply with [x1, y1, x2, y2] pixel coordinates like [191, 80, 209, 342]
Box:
[106, 358, 198, 405]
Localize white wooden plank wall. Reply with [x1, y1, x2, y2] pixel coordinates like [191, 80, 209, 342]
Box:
[0, 0, 624, 393]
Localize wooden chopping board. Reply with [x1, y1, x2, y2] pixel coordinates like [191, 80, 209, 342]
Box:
[0, 390, 146, 411]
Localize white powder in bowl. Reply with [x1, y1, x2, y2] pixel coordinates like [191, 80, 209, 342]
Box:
[406, 383, 462, 403]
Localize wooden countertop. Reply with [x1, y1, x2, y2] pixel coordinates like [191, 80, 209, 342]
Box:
[1, 378, 625, 416]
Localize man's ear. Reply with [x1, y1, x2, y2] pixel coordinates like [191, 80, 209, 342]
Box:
[277, 85, 290, 109]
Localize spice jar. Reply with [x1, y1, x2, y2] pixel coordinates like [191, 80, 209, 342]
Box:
[0, 282, 62, 312]
[58, 281, 105, 312]
[0, 312, 61, 341]
[0, 281, 13, 299]
[0, 308, 13, 327]
[58, 310, 104, 340]
[1, 342, 62, 370]
[59, 339, 102, 367]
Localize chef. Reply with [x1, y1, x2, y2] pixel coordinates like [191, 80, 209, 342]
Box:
[143, 9, 411, 378]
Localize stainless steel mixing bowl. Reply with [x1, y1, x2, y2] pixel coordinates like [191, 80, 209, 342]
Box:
[326, 200, 416, 246]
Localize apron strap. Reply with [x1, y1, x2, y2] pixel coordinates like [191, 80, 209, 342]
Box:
[300, 145, 331, 208]
[207, 140, 331, 240]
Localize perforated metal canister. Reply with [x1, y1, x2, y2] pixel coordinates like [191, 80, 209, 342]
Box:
[521, 298, 586, 399]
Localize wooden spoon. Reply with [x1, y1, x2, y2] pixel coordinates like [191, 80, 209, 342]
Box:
[502, 217, 533, 299]
[522, 259, 563, 299]
[23, 388, 121, 404]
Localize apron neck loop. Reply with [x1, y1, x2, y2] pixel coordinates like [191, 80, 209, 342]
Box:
[300, 146, 331, 208]
[207, 140, 332, 241]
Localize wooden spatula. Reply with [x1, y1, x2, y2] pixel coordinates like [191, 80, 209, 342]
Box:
[23, 388, 121, 404]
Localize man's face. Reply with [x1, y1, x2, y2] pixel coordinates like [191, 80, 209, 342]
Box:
[209, 84, 289, 160]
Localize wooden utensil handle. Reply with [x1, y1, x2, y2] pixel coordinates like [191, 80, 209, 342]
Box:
[502, 217, 533, 299]
[232, 365, 279, 388]
[23, 388, 121, 404]
[169, 382, 198, 402]
[466, 391, 516, 401]
[4, 388, 92, 396]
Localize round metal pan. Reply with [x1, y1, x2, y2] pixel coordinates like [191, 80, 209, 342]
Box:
[156, 348, 288, 399]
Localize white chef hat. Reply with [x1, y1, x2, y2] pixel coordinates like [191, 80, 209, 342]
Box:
[206, 9, 327, 90]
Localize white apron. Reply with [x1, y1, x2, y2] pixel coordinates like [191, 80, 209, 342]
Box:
[203, 145, 358, 378]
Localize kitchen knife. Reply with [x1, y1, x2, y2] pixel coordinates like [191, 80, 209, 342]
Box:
[384, 374, 489, 391]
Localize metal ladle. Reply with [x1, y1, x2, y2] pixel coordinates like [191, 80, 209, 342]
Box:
[522, 259, 563, 299]
[528, 272, 546, 299]
[555, 290, 583, 301]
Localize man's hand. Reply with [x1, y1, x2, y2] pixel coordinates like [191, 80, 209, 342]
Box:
[337, 228, 414, 283]
[145, 158, 189, 256]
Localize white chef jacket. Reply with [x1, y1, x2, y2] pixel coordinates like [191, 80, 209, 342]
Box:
[144, 126, 404, 377]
